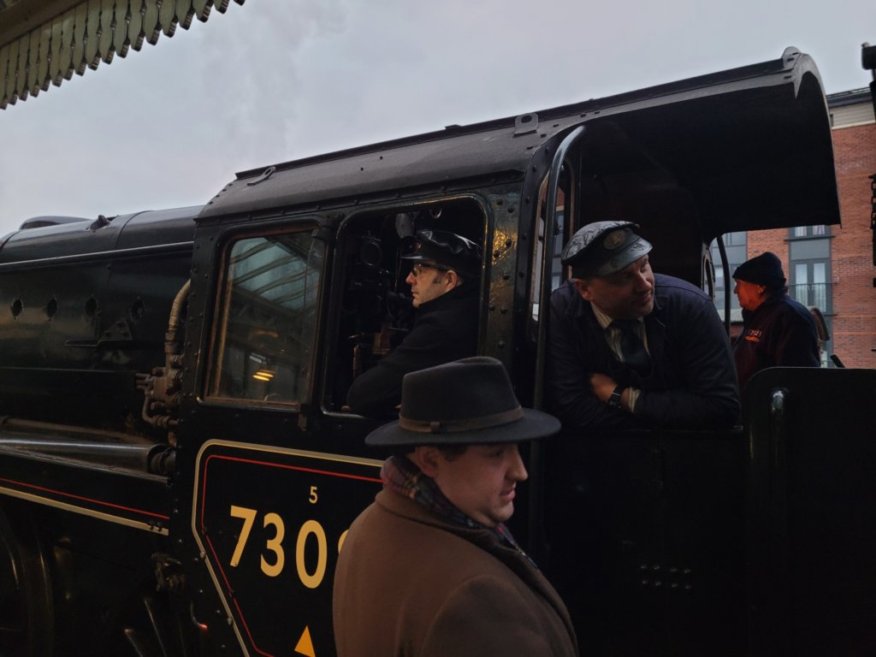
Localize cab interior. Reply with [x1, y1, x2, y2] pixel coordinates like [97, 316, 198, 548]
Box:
[323, 197, 487, 412]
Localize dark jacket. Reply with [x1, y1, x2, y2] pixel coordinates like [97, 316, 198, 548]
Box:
[332, 489, 579, 657]
[547, 274, 740, 434]
[346, 284, 479, 417]
[734, 293, 820, 389]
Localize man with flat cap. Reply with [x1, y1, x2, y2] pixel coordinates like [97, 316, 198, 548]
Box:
[732, 251, 820, 389]
[333, 357, 579, 657]
[346, 229, 482, 418]
[547, 221, 739, 433]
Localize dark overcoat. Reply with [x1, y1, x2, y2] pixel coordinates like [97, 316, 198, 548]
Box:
[346, 284, 479, 417]
[332, 489, 579, 657]
[547, 274, 740, 433]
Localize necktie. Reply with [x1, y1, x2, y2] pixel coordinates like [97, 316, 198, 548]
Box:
[612, 319, 651, 375]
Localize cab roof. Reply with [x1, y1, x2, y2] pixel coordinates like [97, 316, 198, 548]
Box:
[199, 47, 838, 241]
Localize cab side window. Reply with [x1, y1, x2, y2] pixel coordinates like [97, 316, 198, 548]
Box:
[209, 229, 324, 406]
[324, 199, 486, 413]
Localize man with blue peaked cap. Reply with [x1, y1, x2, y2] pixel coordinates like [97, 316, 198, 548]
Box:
[547, 220, 739, 433]
[333, 357, 579, 657]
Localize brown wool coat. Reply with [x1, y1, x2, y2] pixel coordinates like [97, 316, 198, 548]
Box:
[332, 489, 579, 657]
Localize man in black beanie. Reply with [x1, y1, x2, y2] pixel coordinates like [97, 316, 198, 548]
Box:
[732, 251, 820, 389]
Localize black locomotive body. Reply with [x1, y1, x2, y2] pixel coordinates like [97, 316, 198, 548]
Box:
[1, 47, 873, 657]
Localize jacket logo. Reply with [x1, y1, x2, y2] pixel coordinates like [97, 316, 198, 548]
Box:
[744, 329, 762, 343]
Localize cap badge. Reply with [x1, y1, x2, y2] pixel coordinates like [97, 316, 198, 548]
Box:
[603, 229, 626, 250]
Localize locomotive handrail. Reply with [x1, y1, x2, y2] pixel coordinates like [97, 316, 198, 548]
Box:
[0, 436, 168, 475]
[532, 126, 585, 406]
[0, 416, 154, 445]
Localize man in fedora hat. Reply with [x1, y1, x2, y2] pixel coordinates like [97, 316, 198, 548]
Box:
[346, 229, 482, 418]
[547, 221, 739, 433]
[333, 357, 578, 657]
[732, 251, 820, 389]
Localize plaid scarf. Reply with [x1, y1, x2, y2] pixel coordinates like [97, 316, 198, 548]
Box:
[381, 454, 531, 561]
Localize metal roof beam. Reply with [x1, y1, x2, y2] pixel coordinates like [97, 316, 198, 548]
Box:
[0, 0, 245, 109]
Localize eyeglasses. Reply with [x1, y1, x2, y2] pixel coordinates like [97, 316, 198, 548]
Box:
[410, 263, 451, 278]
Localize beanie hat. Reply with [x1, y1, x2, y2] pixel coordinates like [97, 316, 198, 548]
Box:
[732, 252, 786, 289]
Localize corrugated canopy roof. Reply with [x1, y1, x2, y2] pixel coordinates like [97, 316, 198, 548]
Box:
[0, 0, 244, 109]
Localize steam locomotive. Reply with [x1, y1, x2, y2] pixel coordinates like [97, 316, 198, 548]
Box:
[1, 47, 873, 657]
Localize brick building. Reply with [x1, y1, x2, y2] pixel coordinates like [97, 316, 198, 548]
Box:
[714, 88, 876, 369]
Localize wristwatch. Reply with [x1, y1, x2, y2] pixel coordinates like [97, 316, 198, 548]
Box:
[608, 385, 625, 410]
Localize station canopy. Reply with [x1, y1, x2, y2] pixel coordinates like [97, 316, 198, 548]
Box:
[0, 0, 244, 109]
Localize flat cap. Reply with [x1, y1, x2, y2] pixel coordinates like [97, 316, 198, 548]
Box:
[561, 221, 653, 278]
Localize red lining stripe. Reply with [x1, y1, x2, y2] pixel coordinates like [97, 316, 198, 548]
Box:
[0, 476, 170, 521]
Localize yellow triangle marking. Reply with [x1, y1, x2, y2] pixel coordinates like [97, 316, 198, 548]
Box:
[294, 626, 316, 657]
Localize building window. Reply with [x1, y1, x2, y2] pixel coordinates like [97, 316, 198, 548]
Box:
[788, 224, 832, 366]
[790, 261, 829, 310]
[708, 231, 747, 322]
[791, 260, 831, 368]
[791, 225, 828, 238]
[788, 224, 831, 314]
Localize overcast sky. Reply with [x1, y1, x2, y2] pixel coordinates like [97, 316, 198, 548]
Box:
[1, 0, 874, 234]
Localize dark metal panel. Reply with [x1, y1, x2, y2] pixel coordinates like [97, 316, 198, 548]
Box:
[0, 441, 171, 531]
[113, 204, 199, 249]
[746, 367, 876, 657]
[0, 205, 196, 432]
[542, 428, 747, 656]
